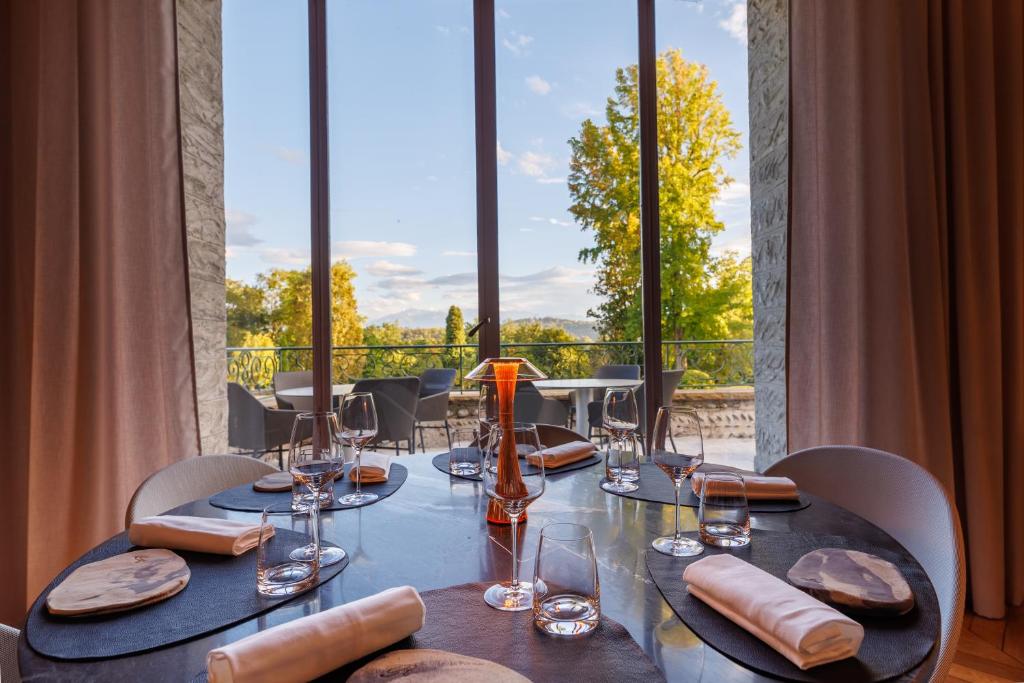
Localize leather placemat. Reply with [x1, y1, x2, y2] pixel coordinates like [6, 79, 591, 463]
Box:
[209, 463, 408, 512]
[25, 529, 347, 661]
[430, 452, 601, 482]
[602, 462, 812, 512]
[645, 530, 939, 682]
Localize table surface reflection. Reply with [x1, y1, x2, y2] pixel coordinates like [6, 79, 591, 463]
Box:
[18, 456, 934, 682]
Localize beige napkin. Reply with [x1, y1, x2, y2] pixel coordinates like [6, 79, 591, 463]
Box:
[207, 586, 426, 683]
[526, 441, 597, 469]
[691, 472, 799, 500]
[683, 554, 864, 669]
[128, 515, 269, 556]
[349, 451, 392, 484]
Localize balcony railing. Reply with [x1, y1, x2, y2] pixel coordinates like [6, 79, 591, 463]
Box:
[226, 339, 754, 393]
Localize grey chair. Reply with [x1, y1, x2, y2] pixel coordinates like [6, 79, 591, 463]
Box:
[1, 623, 19, 683]
[535, 423, 590, 449]
[415, 368, 457, 453]
[349, 377, 420, 454]
[588, 368, 684, 441]
[580, 364, 642, 431]
[765, 446, 965, 682]
[228, 382, 310, 467]
[514, 381, 569, 426]
[125, 454, 277, 528]
[273, 370, 314, 412]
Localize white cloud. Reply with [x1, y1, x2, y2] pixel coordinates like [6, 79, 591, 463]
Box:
[517, 150, 556, 178]
[519, 227, 534, 232]
[272, 146, 305, 165]
[256, 246, 310, 267]
[225, 210, 263, 246]
[442, 250, 476, 257]
[502, 31, 533, 56]
[719, 2, 747, 44]
[535, 177, 565, 185]
[562, 101, 600, 119]
[497, 8, 510, 19]
[528, 216, 571, 227]
[496, 141, 512, 165]
[525, 75, 551, 95]
[717, 181, 750, 202]
[365, 260, 422, 277]
[333, 240, 417, 259]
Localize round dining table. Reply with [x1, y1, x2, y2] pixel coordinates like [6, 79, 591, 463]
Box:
[18, 456, 938, 681]
[533, 378, 644, 436]
[276, 383, 355, 400]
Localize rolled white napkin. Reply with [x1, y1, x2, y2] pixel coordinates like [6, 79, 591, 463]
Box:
[349, 451, 392, 484]
[683, 554, 864, 669]
[692, 472, 799, 500]
[128, 515, 269, 556]
[207, 586, 426, 683]
[525, 441, 596, 469]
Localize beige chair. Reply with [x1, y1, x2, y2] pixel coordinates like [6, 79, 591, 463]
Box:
[1, 623, 19, 683]
[765, 445, 965, 682]
[124, 454, 277, 528]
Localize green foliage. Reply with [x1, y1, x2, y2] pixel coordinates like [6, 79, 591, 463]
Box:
[501, 321, 591, 378]
[568, 49, 753, 346]
[443, 306, 467, 372]
[226, 279, 269, 347]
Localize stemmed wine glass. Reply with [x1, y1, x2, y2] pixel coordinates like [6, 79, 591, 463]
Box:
[600, 387, 639, 493]
[288, 412, 346, 567]
[482, 424, 545, 611]
[339, 392, 379, 506]
[651, 407, 705, 557]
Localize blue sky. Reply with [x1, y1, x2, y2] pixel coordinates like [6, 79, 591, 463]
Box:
[222, 0, 749, 326]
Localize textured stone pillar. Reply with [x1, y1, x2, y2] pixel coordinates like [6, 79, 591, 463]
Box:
[747, 0, 789, 471]
[177, 0, 227, 453]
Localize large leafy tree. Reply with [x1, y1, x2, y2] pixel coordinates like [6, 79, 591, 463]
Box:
[260, 261, 364, 348]
[568, 49, 752, 346]
[226, 279, 269, 347]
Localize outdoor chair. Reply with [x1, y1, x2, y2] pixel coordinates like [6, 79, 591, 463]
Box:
[415, 368, 457, 452]
[273, 370, 314, 411]
[1, 623, 18, 683]
[513, 381, 569, 426]
[587, 368, 685, 442]
[349, 377, 420, 454]
[575, 364, 642, 429]
[228, 382, 311, 467]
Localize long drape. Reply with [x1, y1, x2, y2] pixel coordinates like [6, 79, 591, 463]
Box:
[789, 0, 1023, 618]
[0, 0, 199, 625]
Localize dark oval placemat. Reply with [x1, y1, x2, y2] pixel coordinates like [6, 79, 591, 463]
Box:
[645, 530, 939, 682]
[602, 462, 811, 512]
[430, 452, 601, 482]
[209, 463, 408, 512]
[25, 529, 347, 661]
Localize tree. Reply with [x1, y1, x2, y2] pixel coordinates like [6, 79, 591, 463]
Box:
[501, 321, 590, 378]
[568, 49, 752, 350]
[443, 305, 466, 373]
[260, 261, 364, 349]
[226, 279, 269, 347]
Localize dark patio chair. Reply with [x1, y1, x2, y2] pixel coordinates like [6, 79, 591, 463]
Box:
[575, 364, 641, 429]
[272, 370, 313, 411]
[349, 377, 420, 454]
[587, 368, 685, 443]
[228, 382, 311, 468]
[415, 368, 457, 452]
[513, 381, 569, 426]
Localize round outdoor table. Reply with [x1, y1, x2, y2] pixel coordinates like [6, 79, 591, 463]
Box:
[533, 378, 644, 436]
[18, 457, 938, 682]
[276, 383, 354, 400]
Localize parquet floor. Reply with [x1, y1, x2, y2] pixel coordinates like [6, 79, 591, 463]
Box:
[949, 607, 1024, 682]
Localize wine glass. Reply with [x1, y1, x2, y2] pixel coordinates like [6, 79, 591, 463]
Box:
[288, 412, 347, 567]
[650, 407, 705, 557]
[600, 388, 639, 493]
[482, 424, 545, 611]
[339, 392, 379, 506]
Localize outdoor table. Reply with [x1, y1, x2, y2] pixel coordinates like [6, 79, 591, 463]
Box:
[533, 378, 644, 436]
[276, 383, 355, 400]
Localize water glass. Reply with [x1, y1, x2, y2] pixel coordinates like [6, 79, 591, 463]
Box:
[602, 434, 641, 491]
[288, 412, 346, 567]
[256, 507, 319, 596]
[448, 427, 482, 476]
[533, 523, 600, 636]
[699, 472, 751, 547]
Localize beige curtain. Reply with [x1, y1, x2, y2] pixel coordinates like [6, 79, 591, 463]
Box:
[789, 0, 1023, 618]
[0, 0, 199, 625]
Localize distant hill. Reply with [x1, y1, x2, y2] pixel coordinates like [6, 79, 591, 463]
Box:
[508, 317, 597, 341]
[368, 309, 596, 341]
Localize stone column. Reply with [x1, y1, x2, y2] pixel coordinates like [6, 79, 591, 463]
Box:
[747, 0, 789, 471]
[177, 0, 227, 453]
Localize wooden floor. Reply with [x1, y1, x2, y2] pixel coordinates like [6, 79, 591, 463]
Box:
[949, 607, 1024, 682]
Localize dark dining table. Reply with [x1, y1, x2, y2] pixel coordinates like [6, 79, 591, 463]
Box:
[18, 455, 938, 682]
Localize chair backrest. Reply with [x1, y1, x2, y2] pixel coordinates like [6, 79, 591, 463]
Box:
[1, 623, 19, 683]
[765, 446, 965, 682]
[124, 454, 276, 528]
[513, 381, 568, 426]
[635, 369, 686, 434]
[350, 377, 421, 445]
[535, 424, 587, 449]
[228, 382, 268, 450]
[273, 370, 314, 411]
[419, 368, 457, 397]
[595, 364, 641, 380]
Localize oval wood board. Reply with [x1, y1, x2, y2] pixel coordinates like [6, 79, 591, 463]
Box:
[787, 548, 915, 615]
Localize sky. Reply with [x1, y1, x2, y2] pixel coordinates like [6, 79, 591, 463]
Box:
[222, 0, 750, 327]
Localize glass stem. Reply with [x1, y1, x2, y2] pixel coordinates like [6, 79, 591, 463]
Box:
[673, 481, 682, 543]
[614, 434, 623, 486]
[509, 513, 520, 590]
[353, 446, 362, 496]
[310, 495, 321, 570]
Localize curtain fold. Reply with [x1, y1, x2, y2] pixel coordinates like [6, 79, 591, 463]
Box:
[0, 0, 199, 626]
[789, 0, 1023, 618]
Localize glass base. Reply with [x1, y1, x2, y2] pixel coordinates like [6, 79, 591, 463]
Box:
[601, 480, 639, 494]
[700, 524, 751, 547]
[450, 463, 482, 476]
[652, 535, 704, 557]
[534, 594, 600, 636]
[289, 544, 347, 567]
[338, 491, 379, 506]
[256, 562, 316, 596]
[484, 581, 534, 611]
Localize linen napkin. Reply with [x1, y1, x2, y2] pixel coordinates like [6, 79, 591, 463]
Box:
[691, 472, 799, 500]
[526, 441, 597, 469]
[683, 554, 864, 669]
[206, 585, 426, 683]
[349, 451, 392, 484]
[128, 515, 269, 556]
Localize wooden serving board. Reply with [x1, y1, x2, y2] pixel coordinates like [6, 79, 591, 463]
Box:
[46, 549, 190, 616]
[787, 548, 915, 615]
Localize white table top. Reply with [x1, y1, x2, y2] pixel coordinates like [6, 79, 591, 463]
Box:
[276, 383, 354, 398]
[532, 378, 643, 390]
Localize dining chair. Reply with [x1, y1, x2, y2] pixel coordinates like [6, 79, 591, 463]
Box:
[0, 623, 19, 683]
[124, 454, 277, 529]
[765, 445, 966, 682]
[513, 381, 569, 426]
[535, 423, 590, 449]
[587, 368, 684, 441]
[578, 364, 643, 431]
[414, 368, 457, 452]
[272, 370, 314, 412]
[349, 377, 420, 454]
[228, 382, 310, 467]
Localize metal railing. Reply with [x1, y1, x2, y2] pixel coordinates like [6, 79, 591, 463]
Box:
[227, 339, 753, 393]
